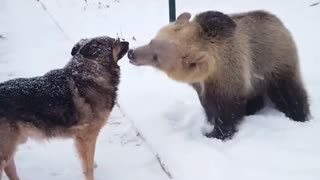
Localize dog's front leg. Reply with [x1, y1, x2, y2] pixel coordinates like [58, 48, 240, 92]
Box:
[5, 159, 20, 180]
[0, 160, 4, 180]
[75, 131, 99, 180]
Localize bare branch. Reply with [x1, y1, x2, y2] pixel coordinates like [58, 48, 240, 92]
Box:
[310, 2, 320, 6]
[36, 0, 70, 40]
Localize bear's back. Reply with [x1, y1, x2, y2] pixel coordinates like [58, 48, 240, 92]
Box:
[231, 10, 299, 82]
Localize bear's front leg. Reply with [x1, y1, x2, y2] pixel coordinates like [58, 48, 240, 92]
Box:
[204, 96, 246, 140]
[206, 118, 237, 140]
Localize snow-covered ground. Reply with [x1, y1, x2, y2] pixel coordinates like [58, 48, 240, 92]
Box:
[1, 0, 320, 180]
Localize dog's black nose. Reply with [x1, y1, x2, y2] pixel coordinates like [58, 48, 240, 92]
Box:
[127, 49, 135, 60]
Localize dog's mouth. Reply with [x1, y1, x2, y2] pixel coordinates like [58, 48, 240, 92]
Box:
[113, 40, 129, 61]
[118, 41, 129, 59]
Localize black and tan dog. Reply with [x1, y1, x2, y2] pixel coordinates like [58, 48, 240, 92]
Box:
[0, 36, 129, 180]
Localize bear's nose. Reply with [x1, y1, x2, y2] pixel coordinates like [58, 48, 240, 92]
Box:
[127, 49, 135, 60]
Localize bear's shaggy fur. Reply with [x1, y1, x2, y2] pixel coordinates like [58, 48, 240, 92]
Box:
[128, 10, 310, 140]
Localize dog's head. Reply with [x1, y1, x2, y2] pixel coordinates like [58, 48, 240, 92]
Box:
[71, 36, 129, 63]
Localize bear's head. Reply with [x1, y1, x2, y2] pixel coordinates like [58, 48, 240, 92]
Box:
[128, 11, 236, 83]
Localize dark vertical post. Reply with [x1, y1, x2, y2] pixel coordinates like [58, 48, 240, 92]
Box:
[169, 0, 176, 22]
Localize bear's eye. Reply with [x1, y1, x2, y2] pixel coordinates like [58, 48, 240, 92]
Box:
[189, 62, 197, 68]
[153, 54, 158, 61]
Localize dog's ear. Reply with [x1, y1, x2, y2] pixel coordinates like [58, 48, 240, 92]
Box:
[79, 41, 101, 58]
[71, 39, 89, 56]
[71, 43, 81, 56]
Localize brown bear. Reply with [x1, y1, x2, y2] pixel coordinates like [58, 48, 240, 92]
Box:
[127, 10, 310, 140]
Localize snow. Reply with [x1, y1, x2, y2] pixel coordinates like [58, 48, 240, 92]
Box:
[1, 0, 320, 180]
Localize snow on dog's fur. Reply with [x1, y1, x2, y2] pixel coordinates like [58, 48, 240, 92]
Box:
[0, 36, 129, 180]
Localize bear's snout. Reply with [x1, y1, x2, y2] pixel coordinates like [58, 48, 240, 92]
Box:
[127, 45, 158, 67]
[127, 49, 135, 60]
[128, 49, 141, 66]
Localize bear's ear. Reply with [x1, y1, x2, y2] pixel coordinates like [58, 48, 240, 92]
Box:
[175, 12, 191, 25]
[195, 11, 236, 39]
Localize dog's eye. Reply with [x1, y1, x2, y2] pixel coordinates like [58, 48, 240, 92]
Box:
[106, 47, 112, 54]
[153, 54, 158, 61]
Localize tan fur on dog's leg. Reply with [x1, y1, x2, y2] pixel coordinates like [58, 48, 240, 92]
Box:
[5, 159, 20, 180]
[0, 123, 20, 180]
[0, 160, 5, 180]
[75, 132, 99, 180]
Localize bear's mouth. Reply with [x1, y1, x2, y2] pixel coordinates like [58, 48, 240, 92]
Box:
[129, 59, 143, 66]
